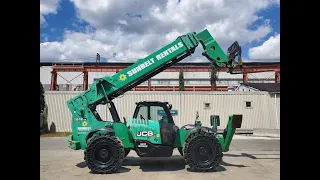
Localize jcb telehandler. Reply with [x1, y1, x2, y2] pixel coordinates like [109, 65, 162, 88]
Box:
[66, 29, 243, 173]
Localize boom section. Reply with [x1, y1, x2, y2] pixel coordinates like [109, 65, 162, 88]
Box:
[111, 33, 197, 94]
[66, 29, 229, 114]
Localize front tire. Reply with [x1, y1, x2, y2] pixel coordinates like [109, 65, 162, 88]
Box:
[84, 134, 125, 174]
[183, 131, 223, 172]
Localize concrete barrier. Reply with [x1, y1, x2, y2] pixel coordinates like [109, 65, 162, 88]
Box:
[253, 128, 280, 138]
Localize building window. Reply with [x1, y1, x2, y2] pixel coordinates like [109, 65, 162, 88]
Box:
[158, 80, 170, 85]
[204, 103, 211, 109]
[140, 81, 148, 85]
[245, 101, 252, 108]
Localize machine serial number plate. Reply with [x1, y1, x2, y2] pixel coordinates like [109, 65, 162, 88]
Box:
[138, 143, 148, 148]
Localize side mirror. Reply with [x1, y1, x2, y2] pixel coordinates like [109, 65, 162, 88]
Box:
[210, 115, 220, 127]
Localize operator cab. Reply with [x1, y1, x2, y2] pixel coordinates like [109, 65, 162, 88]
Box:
[133, 101, 179, 146]
[133, 101, 175, 124]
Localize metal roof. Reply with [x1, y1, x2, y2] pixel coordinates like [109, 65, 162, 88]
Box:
[240, 83, 280, 93]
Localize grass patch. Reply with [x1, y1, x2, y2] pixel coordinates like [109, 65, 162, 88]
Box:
[40, 132, 71, 137]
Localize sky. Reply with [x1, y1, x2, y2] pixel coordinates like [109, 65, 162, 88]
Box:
[40, 0, 280, 63]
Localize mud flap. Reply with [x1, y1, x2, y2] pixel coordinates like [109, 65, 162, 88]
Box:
[218, 114, 243, 152]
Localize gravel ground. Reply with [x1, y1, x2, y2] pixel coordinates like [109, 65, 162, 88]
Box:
[40, 136, 280, 180]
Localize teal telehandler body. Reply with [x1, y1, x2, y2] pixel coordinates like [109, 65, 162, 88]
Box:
[67, 29, 243, 173]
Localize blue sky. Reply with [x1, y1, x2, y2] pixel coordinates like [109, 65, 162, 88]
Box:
[40, 0, 77, 42]
[40, 0, 280, 63]
[242, 5, 280, 61]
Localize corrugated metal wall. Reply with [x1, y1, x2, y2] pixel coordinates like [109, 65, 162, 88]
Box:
[44, 91, 280, 132]
[268, 93, 280, 129]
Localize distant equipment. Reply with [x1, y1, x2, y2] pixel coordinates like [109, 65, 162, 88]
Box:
[96, 53, 100, 64]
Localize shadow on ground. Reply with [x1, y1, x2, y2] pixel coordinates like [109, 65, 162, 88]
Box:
[224, 153, 280, 160]
[123, 155, 185, 172]
[76, 162, 131, 174]
[76, 155, 249, 173]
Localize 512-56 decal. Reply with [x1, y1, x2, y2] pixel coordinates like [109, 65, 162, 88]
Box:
[74, 117, 87, 121]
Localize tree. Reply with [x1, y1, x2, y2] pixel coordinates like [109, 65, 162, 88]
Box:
[179, 67, 185, 91]
[40, 81, 46, 113]
[210, 62, 219, 91]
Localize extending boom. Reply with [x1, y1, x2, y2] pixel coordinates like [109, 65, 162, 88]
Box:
[66, 29, 240, 120]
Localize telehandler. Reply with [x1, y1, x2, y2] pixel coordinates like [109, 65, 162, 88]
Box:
[66, 29, 243, 173]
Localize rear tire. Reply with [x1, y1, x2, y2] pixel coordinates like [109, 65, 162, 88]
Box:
[84, 134, 125, 174]
[183, 131, 222, 172]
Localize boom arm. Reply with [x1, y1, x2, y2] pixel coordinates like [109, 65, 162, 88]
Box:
[66, 29, 241, 121]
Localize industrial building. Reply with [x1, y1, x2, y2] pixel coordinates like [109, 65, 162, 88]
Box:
[44, 91, 280, 133]
[40, 61, 280, 91]
[40, 61, 280, 133]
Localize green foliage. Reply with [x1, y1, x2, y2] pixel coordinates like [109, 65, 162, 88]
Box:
[179, 68, 185, 91]
[40, 81, 46, 113]
[210, 62, 219, 90]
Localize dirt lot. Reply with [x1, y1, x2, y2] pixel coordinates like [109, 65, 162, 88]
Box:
[40, 136, 280, 180]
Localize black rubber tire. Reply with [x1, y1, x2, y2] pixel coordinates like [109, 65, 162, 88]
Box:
[84, 134, 125, 174]
[124, 148, 130, 158]
[178, 147, 183, 156]
[183, 131, 223, 172]
[180, 124, 195, 130]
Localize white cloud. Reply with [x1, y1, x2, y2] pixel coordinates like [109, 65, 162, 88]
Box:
[248, 34, 280, 60]
[40, 0, 280, 62]
[41, 34, 49, 42]
[40, 0, 60, 26]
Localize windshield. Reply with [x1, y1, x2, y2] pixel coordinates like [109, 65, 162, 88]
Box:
[136, 104, 168, 121]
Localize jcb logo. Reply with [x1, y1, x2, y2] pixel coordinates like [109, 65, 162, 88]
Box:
[137, 131, 153, 137]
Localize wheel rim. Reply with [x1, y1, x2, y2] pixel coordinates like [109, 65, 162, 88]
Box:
[93, 143, 114, 165]
[192, 140, 215, 166]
